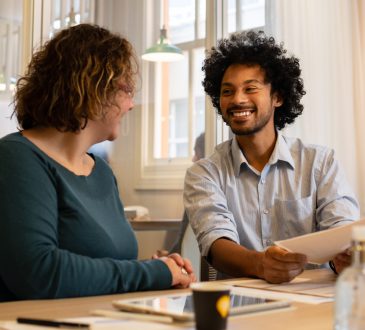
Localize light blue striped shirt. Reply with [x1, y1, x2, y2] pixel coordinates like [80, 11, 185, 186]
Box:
[184, 134, 359, 261]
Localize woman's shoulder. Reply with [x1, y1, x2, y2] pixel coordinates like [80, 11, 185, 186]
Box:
[0, 131, 24, 144]
[0, 132, 40, 160]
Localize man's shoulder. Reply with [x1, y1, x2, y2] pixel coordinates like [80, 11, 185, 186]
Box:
[186, 139, 233, 176]
[282, 135, 334, 159]
[200, 139, 233, 166]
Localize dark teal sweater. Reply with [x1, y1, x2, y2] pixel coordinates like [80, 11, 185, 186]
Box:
[0, 133, 171, 301]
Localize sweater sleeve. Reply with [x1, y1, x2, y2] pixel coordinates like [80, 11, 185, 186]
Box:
[0, 140, 172, 300]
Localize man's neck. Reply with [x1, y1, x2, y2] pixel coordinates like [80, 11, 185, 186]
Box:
[236, 128, 277, 172]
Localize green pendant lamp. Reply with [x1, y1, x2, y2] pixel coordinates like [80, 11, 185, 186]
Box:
[142, 25, 184, 62]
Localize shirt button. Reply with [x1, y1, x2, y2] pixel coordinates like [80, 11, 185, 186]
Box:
[263, 209, 269, 214]
[261, 179, 266, 184]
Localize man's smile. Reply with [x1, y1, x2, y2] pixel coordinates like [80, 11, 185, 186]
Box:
[231, 110, 253, 117]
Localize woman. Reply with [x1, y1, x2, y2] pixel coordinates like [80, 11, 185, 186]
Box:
[0, 24, 195, 301]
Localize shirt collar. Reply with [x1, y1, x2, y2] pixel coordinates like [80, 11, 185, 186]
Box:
[232, 137, 248, 176]
[231, 132, 295, 176]
[269, 133, 295, 169]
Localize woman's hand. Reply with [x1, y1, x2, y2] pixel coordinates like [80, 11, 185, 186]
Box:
[153, 252, 196, 288]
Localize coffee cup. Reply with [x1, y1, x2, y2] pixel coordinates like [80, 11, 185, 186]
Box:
[190, 282, 231, 330]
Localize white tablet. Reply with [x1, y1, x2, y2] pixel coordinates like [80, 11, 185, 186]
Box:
[113, 288, 290, 321]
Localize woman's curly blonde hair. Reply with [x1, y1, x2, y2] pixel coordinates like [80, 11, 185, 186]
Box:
[13, 24, 138, 132]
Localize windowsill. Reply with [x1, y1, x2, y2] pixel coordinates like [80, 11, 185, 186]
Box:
[135, 157, 192, 190]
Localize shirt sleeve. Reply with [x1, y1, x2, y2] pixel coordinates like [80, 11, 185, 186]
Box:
[315, 148, 360, 229]
[0, 141, 172, 300]
[184, 161, 240, 257]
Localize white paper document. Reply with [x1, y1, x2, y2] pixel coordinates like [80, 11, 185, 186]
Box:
[228, 286, 332, 305]
[226, 275, 335, 304]
[275, 218, 365, 264]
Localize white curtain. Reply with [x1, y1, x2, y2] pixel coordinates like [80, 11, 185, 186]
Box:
[266, 0, 365, 215]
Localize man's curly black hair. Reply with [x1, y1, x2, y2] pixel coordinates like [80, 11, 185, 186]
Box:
[202, 30, 306, 130]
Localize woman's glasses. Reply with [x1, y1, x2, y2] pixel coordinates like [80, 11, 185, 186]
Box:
[117, 84, 134, 98]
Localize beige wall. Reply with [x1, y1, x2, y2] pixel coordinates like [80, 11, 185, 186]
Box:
[109, 105, 185, 259]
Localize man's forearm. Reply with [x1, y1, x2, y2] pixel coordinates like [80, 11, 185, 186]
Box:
[209, 238, 264, 278]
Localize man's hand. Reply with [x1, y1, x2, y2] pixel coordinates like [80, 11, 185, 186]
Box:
[259, 246, 308, 283]
[209, 238, 307, 283]
[332, 249, 352, 274]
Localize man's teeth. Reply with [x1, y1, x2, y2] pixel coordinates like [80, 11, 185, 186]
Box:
[232, 111, 251, 117]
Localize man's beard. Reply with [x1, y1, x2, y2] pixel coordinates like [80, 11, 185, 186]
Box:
[222, 105, 274, 136]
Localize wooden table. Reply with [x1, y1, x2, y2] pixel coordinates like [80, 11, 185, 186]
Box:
[0, 269, 335, 330]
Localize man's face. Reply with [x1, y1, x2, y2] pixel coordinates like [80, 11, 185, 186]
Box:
[219, 64, 282, 136]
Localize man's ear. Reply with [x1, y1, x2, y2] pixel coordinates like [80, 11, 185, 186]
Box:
[273, 93, 283, 107]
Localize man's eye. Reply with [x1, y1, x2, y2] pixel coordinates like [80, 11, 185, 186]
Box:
[221, 89, 232, 96]
[245, 86, 257, 93]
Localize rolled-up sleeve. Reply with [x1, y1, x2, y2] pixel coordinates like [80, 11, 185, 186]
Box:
[315, 149, 360, 230]
[184, 162, 239, 256]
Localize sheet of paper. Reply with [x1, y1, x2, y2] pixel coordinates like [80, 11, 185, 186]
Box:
[225, 276, 335, 304]
[228, 277, 310, 290]
[227, 286, 332, 304]
[275, 218, 365, 264]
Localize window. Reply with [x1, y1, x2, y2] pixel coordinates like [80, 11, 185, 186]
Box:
[0, 0, 23, 138]
[50, 0, 95, 37]
[137, 0, 265, 189]
[151, 0, 206, 161]
[138, 0, 207, 189]
[0, 15, 22, 94]
[227, 0, 265, 33]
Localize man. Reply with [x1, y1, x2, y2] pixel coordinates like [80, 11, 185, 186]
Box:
[183, 31, 359, 284]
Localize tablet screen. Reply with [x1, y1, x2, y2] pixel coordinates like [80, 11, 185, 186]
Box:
[127, 293, 272, 313]
[114, 291, 289, 321]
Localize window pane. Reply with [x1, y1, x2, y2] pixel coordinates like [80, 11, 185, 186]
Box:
[169, 99, 189, 158]
[228, 0, 265, 33]
[54, 0, 61, 18]
[0, 0, 23, 137]
[169, 0, 195, 44]
[239, 0, 265, 30]
[168, 52, 189, 158]
[193, 47, 205, 138]
[198, 0, 206, 39]
[228, 0, 237, 33]
[74, 0, 80, 12]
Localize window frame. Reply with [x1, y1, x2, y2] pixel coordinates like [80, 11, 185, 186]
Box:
[137, 0, 206, 190]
